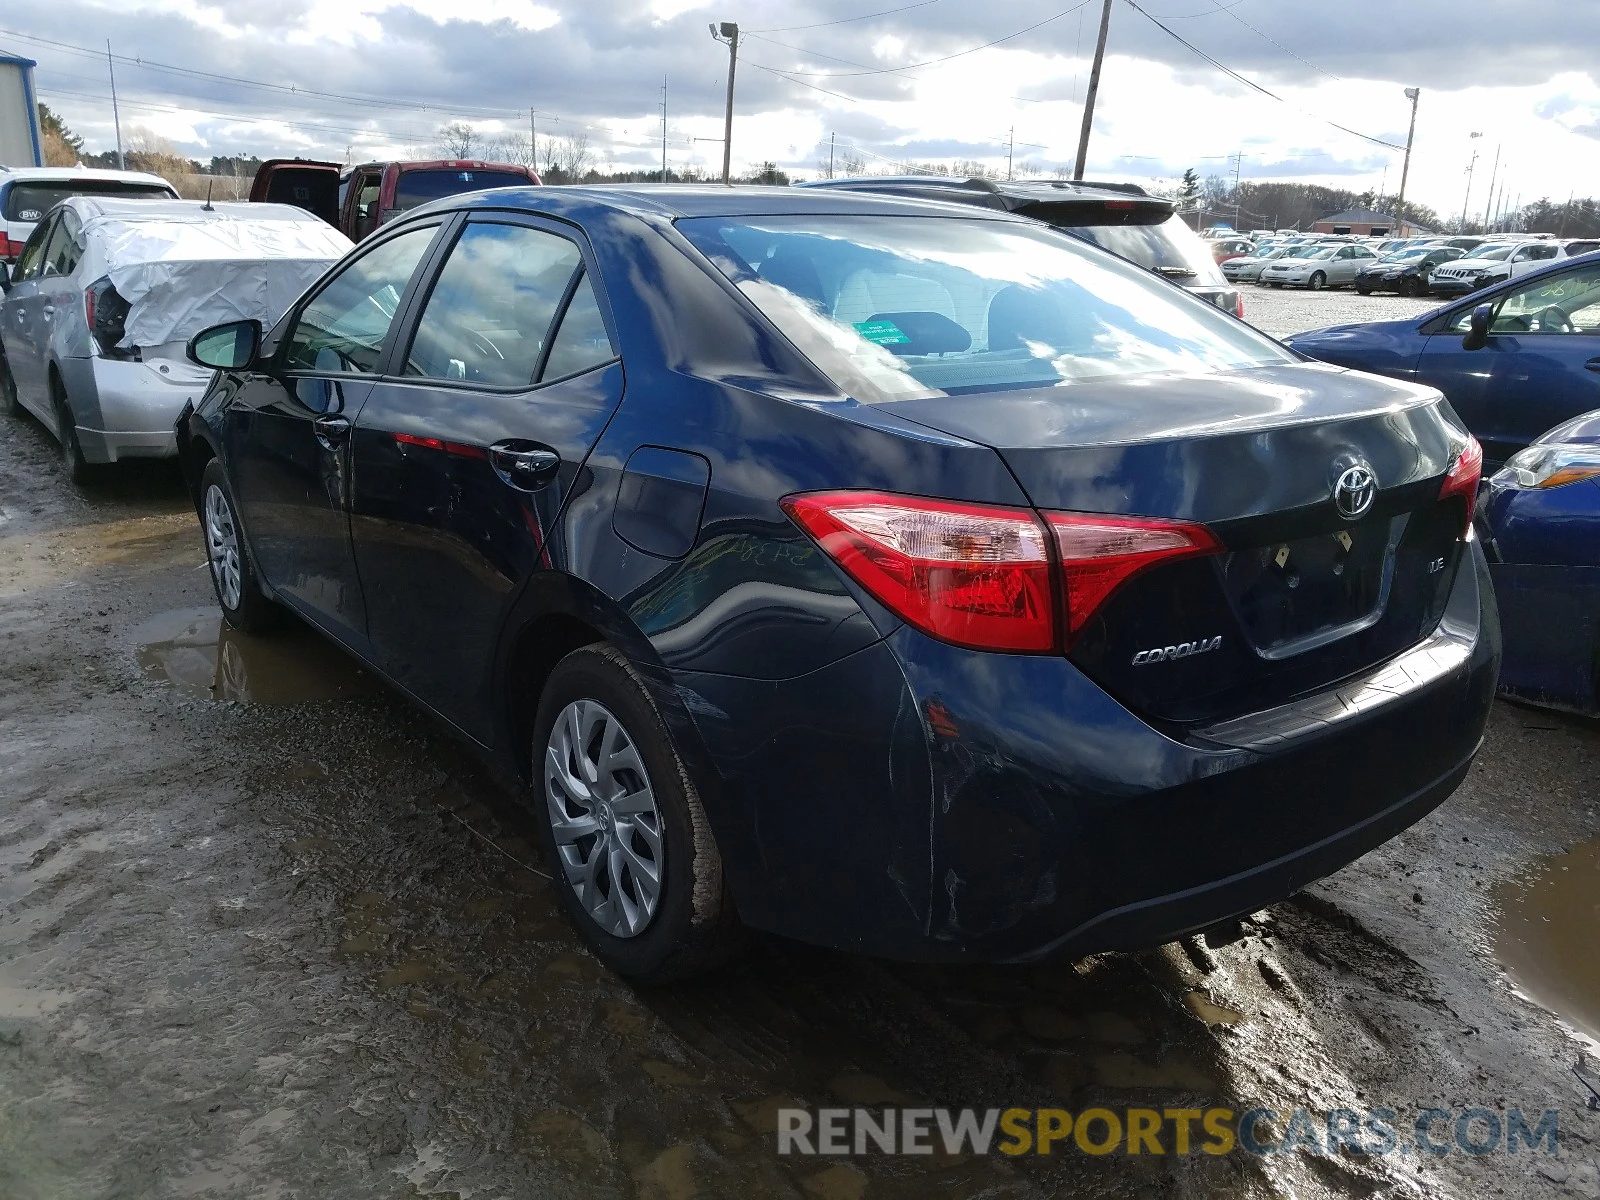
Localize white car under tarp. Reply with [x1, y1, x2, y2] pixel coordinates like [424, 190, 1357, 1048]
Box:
[77, 200, 351, 349]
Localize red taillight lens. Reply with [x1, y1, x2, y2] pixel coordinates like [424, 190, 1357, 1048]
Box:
[83, 285, 96, 328]
[780, 491, 1056, 652]
[1047, 512, 1223, 642]
[1235, 293, 1246, 319]
[1438, 436, 1483, 537]
[0, 234, 16, 260]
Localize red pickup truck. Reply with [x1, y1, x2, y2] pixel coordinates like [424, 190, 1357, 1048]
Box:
[250, 159, 540, 241]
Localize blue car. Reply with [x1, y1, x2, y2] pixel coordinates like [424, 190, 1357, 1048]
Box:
[1477, 409, 1600, 714]
[173, 186, 1497, 980]
[1285, 251, 1600, 469]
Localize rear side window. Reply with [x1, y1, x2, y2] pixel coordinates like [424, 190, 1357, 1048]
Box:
[540, 271, 616, 381]
[678, 214, 1289, 404]
[404, 222, 582, 386]
[394, 169, 531, 212]
[41, 210, 84, 277]
[284, 227, 436, 373]
[2, 180, 174, 222]
[1068, 215, 1226, 284]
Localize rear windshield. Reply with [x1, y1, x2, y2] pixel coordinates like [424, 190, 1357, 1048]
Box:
[394, 168, 530, 211]
[677, 214, 1291, 404]
[3, 180, 174, 222]
[1068, 215, 1226, 284]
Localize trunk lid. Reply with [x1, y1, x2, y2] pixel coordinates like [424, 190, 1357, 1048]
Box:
[886, 361, 1471, 725]
[250, 159, 342, 227]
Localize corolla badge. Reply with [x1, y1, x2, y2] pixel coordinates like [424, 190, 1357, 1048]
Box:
[1132, 636, 1222, 666]
[1333, 463, 1377, 520]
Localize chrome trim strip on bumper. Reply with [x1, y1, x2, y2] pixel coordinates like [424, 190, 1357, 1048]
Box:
[1191, 622, 1474, 752]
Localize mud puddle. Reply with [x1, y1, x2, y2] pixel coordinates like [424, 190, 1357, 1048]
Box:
[1493, 833, 1600, 1048]
[133, 607, 380, 703]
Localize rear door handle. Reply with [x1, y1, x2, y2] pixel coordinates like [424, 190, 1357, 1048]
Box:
[312, 414, 351, 448]
[41, 305, 54, 318]
[1586, 358, 1600, 374]
[489, 442, 561, 491]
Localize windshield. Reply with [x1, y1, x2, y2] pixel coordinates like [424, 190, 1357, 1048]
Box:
[1064, 215, 1226, 284]
[1383, 248, 1430, 262]
[3, 180, 174, 222]
[677, 214, 1292, 404]
[393, 168, 530, 211]
[1472, 244, 1516, 261]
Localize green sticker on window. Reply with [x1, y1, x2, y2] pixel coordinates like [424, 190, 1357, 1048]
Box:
[853, 319, 909, 345]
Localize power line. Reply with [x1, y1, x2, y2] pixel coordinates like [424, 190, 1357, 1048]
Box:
[1121, 0, 1401, 150]
[1217, 6, 1340, 81]
[748, 0, 944, 34]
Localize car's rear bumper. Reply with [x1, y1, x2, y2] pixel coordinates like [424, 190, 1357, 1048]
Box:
[59, 353, 211, 462]
[676, 540, 1499, 961]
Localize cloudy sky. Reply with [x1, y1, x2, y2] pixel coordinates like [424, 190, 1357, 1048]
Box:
[4, 0, 1598, 218]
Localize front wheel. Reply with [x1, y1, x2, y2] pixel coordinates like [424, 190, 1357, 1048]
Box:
[533, 644, 743, 982]
[1309, 271, 1327, 291]
[1400, 278, 1420, 297]
[1355, 284, 1372, 295]
[199, 458, 282, 633]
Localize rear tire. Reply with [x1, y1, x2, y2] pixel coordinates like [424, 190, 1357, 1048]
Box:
[51, 375, 92, 486]
[0, 347, 20, 418]
[199, 457, 282, 634]
[532, 643, 744, 982]
[1309, 271, 1327, 291]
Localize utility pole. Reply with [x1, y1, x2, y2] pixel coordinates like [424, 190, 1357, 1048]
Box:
[711, 22, 739, 184]
[1394, 87, 1419, 234]
[1459, 131, 1482, 232]
[1481, 142, 1500, 229]
[660, 76, 668, 183]
[828, 131, 836, 179]
[1072, 0, 1114, 180]
[529, 108, 538, 174]
[1006, 126, 1015, 181]
[1232, 149, 1242, 230]
[107, 41, 125, 170]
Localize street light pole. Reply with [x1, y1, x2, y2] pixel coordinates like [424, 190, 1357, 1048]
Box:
[107, 41, 125, 171]
[711, 22, 739, 184]
[1459, 132, 1482, 232]
[1394, 87, 1419, 234]
[1072, 0, 1114, 181]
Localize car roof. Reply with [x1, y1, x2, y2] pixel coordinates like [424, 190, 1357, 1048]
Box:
[64, 196, 329, 225]
[430, 183, 1037, 223]
[0, 166, 173, 186]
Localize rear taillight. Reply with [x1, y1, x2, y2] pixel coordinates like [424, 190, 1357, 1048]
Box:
[1438, 436, 1483, 537]
[1047, 512, 1222, 642]
[0, 233, 17, 260]
[85, 277, 131, 357]
[780, 492, 1055, 652]
[782, 492, 1224, 653]
[1235, 292, 1246, 319]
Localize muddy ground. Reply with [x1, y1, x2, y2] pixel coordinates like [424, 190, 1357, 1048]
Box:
[2, 290, 1599, 1200]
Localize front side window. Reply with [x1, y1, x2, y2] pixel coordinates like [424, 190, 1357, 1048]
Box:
[1450, 267, 1600, 334]
[284, 227, 436, 373]
[405, 222, 582, 386]
[677, 214, 1292, 404]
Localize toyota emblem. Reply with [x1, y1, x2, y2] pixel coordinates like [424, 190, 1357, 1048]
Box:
[1333, 464, 1377, 520]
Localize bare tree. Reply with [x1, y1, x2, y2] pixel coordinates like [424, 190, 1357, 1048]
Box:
[539, 132, 594, 182]
[485, 132, 537, 169]
[437, 122, 479, 159]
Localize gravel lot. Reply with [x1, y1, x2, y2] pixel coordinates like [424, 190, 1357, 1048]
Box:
[2, 286, 1598, 1199]
[1238, 283, 1439, 340]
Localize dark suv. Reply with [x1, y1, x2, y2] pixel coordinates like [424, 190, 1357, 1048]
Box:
[800, 176, 1244, 317]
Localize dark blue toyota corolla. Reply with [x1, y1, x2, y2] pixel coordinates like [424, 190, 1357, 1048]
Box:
[175, 186, 1499, 981]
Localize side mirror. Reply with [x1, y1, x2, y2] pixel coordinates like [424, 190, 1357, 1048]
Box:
[1461, 304, 1494, 351]
[187, 319, 262, 371]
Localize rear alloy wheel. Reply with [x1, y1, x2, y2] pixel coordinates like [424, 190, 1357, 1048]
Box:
[199, 457, 282, 634]
[51, 376, 92, 485]
[1309, 271, 1327, 291]
[533, 644, 743, 982]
